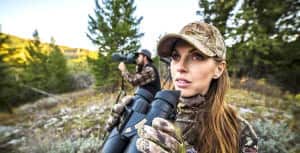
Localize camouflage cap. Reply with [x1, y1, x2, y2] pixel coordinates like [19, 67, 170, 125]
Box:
[157, 21, 226, 59]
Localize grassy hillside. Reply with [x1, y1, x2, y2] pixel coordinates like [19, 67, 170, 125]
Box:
[1, 33, 97, 64]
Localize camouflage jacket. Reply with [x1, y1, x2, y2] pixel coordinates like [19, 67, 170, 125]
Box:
[175, 95, 258, 153]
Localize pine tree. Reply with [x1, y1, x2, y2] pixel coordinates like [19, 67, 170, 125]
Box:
[197, 0, 238, 35]
[22, 30, 72, 100]
[87, 0, 143, 89]
[0, 34, 11, 89]
[47, 37, 71, 93]
[22, 30, 49, 96]
[0, 34, 13, 112]
[0, 33, 19, 112]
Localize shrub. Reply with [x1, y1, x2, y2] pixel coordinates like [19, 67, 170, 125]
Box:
[252, 119, 297, 153]
[231, 77, 283, 97]
[48, 136, 102, 153]
[22, 136, 102, 153]
[70, 72, 94, 90]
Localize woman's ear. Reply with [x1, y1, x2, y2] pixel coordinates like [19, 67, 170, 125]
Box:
[213, 61, 226, 79]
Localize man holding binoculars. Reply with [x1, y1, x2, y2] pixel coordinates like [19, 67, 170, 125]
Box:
[118, 49, 161, 96]
[103, 49, 163, 150]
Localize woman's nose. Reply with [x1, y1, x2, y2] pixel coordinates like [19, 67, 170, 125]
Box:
[175, 58, 187, 73]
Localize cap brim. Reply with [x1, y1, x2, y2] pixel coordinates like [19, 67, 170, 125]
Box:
[157, 33, 216, 57]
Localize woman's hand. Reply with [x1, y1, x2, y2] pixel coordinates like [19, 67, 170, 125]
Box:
[136, 117, 185, 153]
[104, 95, 133, 131]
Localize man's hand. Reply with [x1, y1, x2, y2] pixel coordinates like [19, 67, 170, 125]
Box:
[136, 117, 185, 153]
[118, 62, 127, 73]
[105, 95, 133, 132]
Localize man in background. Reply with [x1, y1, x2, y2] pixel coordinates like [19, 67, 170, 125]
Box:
[118, 49, 161, 96]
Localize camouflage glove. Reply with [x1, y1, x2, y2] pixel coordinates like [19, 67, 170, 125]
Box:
[104, 95, 133, 131]
[136, 117, 186, 153]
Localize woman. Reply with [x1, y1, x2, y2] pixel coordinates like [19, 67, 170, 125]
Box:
[135, 21, 258, 153]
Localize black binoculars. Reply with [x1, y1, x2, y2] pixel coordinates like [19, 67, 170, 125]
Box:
[101, 88, 180, 153]
[112, 52, 137, 64]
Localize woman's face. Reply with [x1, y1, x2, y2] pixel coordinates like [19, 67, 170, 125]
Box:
[170, 41, 224, 97]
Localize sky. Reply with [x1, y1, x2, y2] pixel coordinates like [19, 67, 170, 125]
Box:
[0, 0, 199, 54]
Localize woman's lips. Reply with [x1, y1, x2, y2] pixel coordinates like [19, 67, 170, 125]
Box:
[175, 78, 191, 88]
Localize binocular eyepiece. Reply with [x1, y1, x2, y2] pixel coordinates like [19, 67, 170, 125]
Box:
[101, 88, 180, 153]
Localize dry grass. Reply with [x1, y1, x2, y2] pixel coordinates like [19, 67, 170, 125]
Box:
[0, 85, 298, 153]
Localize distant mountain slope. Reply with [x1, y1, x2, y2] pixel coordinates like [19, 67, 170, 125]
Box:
[1, 32, 98, 63]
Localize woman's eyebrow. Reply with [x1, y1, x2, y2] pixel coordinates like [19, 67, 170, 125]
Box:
[187, 48, 199, 54]
[172, 46, 200, 55]
[189, 48, 208, 58]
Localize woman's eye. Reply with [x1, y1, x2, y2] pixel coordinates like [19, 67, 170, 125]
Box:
[171, 52, 180, 61]
[191, 52, 204, 61]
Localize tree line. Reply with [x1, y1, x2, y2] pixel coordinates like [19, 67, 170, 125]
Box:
[1, 0, 299, 111]
[0, 30, 72, 112]
[87, 0, 299, 93]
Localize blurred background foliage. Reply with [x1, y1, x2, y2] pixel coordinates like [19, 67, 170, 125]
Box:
[197, 0, 299, 93]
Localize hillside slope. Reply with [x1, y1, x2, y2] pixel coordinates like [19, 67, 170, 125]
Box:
[1, 32, 97, 63]
[0, 87, 298, 153]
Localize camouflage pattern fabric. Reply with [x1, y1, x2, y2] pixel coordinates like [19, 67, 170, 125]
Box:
[157, 22, 226, 60]
[238, 116, 259, 153]
[136, 94, 258, 153]
[175, 94, 207, 148]
[179, 22, 226, 59]
[136, 117, 185, 153]
[104, 95, 133, 131]
[176, 95, 258, 153]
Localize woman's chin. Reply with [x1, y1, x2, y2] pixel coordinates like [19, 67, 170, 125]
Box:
[178, 90, 198, 97]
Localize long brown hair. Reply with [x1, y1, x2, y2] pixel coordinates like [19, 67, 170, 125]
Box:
[196, 63, 240, 153]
